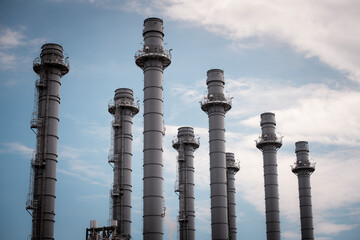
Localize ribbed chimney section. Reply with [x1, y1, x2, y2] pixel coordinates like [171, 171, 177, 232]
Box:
[172, 127, 199, 240]
[200, 69, 232, 240]
[135, 17, 171, 240]
[226, 153, 240, 240]
[108, 88, 139, 239]
[292, 141, 315, 240]
[26, 43, 69, 240]
[256, 112, 282, 240]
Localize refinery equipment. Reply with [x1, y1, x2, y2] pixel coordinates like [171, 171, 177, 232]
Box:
[226, 153, 240, 240]
[108, 88, 139, 239]
[172, 127, 200, 240]
[26, 43, 69, 240]
[200, 69, 232, 240]
[292, 141, 315, 240]
[256, 112, 283, 240]
[135, 17, 171, 240]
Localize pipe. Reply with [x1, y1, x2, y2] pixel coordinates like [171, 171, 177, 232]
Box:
[28, 43, 69, 240]
[292, 141, 315, 240]
[108, 88, 139, 239]
[135, 17, 171, 240]
[201, 69, 232, 240]
[256, 112, 282, 240]
[172, 127, 199, 240]
[226, 153, 240, 240]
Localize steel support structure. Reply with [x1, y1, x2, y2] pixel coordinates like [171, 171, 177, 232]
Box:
[135, 17, 171, 240]
[27, 43, 69, 240]
[226, 153, 240, 240]
[201, 69, 232, 240]
[256, 112, 282, 240]
[108, 88, 139, 239]
[172, 127, 199, 240]
[292, 141, 315, 240]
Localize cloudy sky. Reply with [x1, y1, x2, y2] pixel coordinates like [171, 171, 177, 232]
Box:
[1, 0, 359, 239]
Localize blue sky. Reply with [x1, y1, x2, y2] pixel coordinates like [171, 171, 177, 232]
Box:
[1, 0, 360, 239]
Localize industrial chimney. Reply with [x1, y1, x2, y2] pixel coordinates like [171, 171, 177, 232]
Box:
[135, 17, 171, 240]
[26, 43, 69, 240]
[172, 127, 199, 240]
[292, 141, 315, 240]
[108, 88, 139, 239]
[226, 152, 240, 240]
[200, 69, 232, 240]
[256, 112, 282, 240]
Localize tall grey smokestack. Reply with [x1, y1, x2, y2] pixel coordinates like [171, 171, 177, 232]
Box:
[256, 112, 282, 240]
[292, 141, 315, 240]
[172, 127, 199, 240]
[226, 153, 240, 240]
[135, 17, 171, 240]
[26, 43, 69, 240]
[200, 69, 232, 240]
[108, 88, 139, 239]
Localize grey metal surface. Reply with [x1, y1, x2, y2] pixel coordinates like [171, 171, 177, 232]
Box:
[226, 153, 240, 240]
[135, 17, 171, 240]
[200, 69, 232, 240]
[256, 112, 282, 240]
[292, 141, 315, 240]
[172, 127, 199, 240]
[28, 43, 69, 240]
[108, 88, 139, 239]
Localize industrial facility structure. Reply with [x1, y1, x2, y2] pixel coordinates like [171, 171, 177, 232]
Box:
[292, 141, 315, 240]
[172, 127, 200, 240]
[256, 112, 283, 240]
[108, 88, 139, 239]
[226, 153, 240, 240]
[201, 69, 232, 239]
[25, 17, 318, 240]
[26, 43, 69, 240]
[135, 17, 171, 240]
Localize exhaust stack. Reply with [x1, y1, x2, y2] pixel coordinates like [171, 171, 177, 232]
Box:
[135, 17, 171, 240]
[292, 141, 315, 240]
[172, 127, 199, 240]
[200, 69, 232, 239]
[226, 153, 240, 240]
[26, 43, 69, 240]
[108, 88, 139, 239]
[256, 112, 282, 240]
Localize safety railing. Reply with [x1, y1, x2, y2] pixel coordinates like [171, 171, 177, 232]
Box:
[33, 56, 70, 68]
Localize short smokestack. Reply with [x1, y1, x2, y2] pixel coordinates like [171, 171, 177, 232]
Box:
[292, 141, 315, 240]
[200, 69, 232, 239]
[256, 112, 282, 240]
[26, 43, 69, 240]
[172, 127, 199, 240]
[108, 88, 139, 239]
[226, 153, 240, 240]
[135, 17, 171, 240]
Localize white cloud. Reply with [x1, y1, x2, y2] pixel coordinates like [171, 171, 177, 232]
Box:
[58, 145, 111, 186]
[317, 222, 358, 235]
[164, 206, 177, 240]
[149, 0, 360, 81]
[0, 142, 34, 158]
[282, 230, 301, 239]
[0, 26, 46, 71]
[0, 28, 25, 49]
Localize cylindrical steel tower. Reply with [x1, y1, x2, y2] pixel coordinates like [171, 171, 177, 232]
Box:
[256, 112, 282, 240]
[200, 69, 232, 240]
[26, 43, 69, 240]
[226, 153, 240, 240]
[292, 141, 315, 240]
[172, 127, 199, 240]
[108, 88, 139, 239]
[135, 17, 171, 240]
